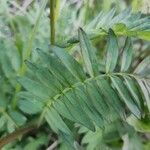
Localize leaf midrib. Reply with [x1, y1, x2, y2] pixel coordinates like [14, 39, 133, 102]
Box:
[45, 72, 146, 107]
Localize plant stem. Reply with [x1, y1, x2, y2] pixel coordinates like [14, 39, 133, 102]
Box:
[0, 123, 37, 149]
[50, 0, 55, 45]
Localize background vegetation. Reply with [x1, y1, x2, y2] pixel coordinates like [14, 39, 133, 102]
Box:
[0, 0, 150, 149]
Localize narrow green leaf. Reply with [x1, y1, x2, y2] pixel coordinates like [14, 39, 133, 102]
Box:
[78, 28, 99, 77]
[111, 76, 141, 118]
[123, 76, 142, 110]
[36, 67, 62, 92]
[110, 7, 131, 26]
[18, 77, 51, 99]
[75, 86, 107, 128]
[53, 99, 75, 122]
[85, 80, 110, 123]
[96, 77, 124, 119]
[136, 79, 150, 112]
[121, 37, 133, 71]
[19, 99, 43, 114]
[134, 56, 150, 75]
[9, 111, 27, 126]
[106, 29, 119, 73]
[0, 116, 6, 128]
[37, 49, 77, 86]
[25, 60, 37, 72]
[85, 11, 104, 30]
[96, 8, 116, 29]
[52, 46, 86, 81]
[122, 133, 143, 150]
[63, 90, 95, 131]
[17, 91, 47, 103]
[45, 107, 71, 135]
[25, 61, 63, 93]
[45, 108, 58, 133]
[127, 115, 150, 133]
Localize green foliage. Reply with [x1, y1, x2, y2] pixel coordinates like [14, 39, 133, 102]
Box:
[60, 7, 150, 47]
[19, 29, 149, 149]
[0, 0, 150, 149]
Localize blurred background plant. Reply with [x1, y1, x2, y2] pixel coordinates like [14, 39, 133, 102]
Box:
[0, 0, 150, 149]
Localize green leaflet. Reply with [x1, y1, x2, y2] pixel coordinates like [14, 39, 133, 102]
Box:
[17, 91, 47, 103]
[144, 81, 150, 95]
[8, 111, 26, 126]
[53, 98, 75, 121]
[110, 7, 131, 26]
[113, 23, 128, 34]
[18, 91, 45, 115]
[138, 31, 150, 41]
[121, 37, 133, 71]
[37, 49, 78, 87]
[6, 114, 17, 133]
[45, 107, 71, 135]
[35, 67, 62, 93]
[81, 127, 102, 150]
[85, 8, 116, 30]
[26, 61, 63, 92]
[78, 28, 99, 77]
[51, 46, 86, 81]
[96, 77, 124, 119]
[0, 40, 21, 79]
[63, 89, 95, 131]
[106, 29, 119, 73]
[0, 116, 5, 129]
[127, 115, 150, 133]
[59, 131, 75, 149]
[122, 133, 143, 150]
[0, 51, 16, 84]
[85, 11, 105, 30]
[136, 79, 150, 112]
[111, 76, 141, 118]
[86, 8, 130, 30]
[25, 60, 37, 72]
[19, 99, 44, 114]
[81, 122, 126, 150]
[75, 85, 110, 128]
[85, 80, 110, 123]
[128, 17, 150, 30]
[18, 77, 51, 99]
[97, 8, 116, 29]
[123, 76, 142, 110]
[134, 56, 150, 75]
